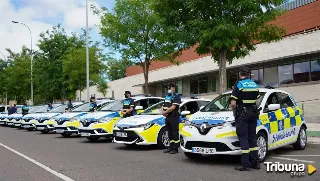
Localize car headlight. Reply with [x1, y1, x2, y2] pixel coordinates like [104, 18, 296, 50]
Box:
[98, 117, 113, 123]
[134, 122, 154, 130]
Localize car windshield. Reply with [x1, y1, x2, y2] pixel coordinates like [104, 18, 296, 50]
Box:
[72, 102, 92, 112]
[33, 106, 48, 113]
[16, 108, 22, 114]
[140, 102, 163, 115]
[29, 106, 43, 113]
[201, 92, 266, 112]
[48, 105, 68, 113]
[99, 100, 123, 112]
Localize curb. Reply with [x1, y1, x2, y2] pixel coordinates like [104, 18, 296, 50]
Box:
[307, 131, 320, 137]
[308, 137, 320, 144]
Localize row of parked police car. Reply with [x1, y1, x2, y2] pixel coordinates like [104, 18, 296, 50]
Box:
[0, 87, 307, 162]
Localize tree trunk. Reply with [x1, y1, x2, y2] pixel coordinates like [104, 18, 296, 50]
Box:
[142, 61, 149, 94]
[218, 49, 227, 94]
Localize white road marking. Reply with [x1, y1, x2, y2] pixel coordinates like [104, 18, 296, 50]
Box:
[0, 142, 74, 181]
[270, 156, 315, 163]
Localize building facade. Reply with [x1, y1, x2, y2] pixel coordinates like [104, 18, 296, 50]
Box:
[77, 0, 320, 118]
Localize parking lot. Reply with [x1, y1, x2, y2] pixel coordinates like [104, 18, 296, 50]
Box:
[0, 126, 319, 181]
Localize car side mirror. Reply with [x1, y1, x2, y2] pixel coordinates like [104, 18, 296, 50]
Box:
[268, 104, 280, 111]
[135, 106, 143, 110]
[199, 106, 205, 110]
[181, 111, 191, 116]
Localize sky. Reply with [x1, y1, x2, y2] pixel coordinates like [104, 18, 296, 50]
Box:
[0, 0, 116, 58]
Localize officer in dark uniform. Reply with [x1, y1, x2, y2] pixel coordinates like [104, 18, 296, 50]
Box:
[47, 103, 53, 112]
[121, 91, 135, 118]
[230, 67, 261, 171]
[22, 103, 30, 116]
[162, 83, 181, 154]
[89, 96, 97, 112]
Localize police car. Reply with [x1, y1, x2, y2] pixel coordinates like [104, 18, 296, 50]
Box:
[180, 88, 307, 162]
[0, 106, 23, 125]
[11, 105, 52, 128]
[6, 106, 44, 127]
[54, 100, 114, 137]
[78, 96, 164, 141]
[113, 98, 211, 148]
[33, 102, 84, 133]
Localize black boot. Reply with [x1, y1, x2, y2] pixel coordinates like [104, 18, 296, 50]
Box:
[170, 143, 179, 154]
[163, 143, 172, 153]
[250, 163, 261, 170]
[235, 166, 250, 171]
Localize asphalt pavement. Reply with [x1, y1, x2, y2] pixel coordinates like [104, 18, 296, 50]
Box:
[0, 126, 319, 181]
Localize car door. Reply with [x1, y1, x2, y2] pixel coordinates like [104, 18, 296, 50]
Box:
[259, 92, 281, 146]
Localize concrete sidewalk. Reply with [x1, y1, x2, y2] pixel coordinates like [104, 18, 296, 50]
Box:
[306, 123, 320, 144]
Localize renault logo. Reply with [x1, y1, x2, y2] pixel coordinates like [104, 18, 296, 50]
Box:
[84, 120, 88, 124]
[200, 124, 207, 133]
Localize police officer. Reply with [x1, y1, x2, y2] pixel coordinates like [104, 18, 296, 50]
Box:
[121, 91, 135, 118]
[47, 103, 53, 112]
[162, 83, 181, 154]
[230, 67, 260, 171]
[22, 103, 29, 116]
[89, 96, 97, 112]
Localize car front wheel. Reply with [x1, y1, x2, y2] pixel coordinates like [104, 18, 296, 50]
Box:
[257, 132, 268, 162]
[293, 126, 307, 150]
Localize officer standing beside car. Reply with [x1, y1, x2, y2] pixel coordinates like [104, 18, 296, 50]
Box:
[121, 91, 135, 118]
[161, 83, 181, 154]
[89, 96, 97, 112]
[22, 103, 30, 116]
[230, 67, 260, 171]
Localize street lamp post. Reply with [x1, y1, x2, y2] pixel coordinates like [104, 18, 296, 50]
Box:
[86, 0, 90, 102]
[12, 21, 33, 105]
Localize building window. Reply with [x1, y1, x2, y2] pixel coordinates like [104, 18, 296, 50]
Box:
[207, 76, 217, 92]
[227, 71, 238, 89]
[198, 77, 208, 94]
[311, 60, 320, 81]
[294, 61, 310, 83]
[264, 66, 278, 86]
[190, 76, 216, 94]
[278, 64, 293, 85]
[251, 69, 263, 84]
[190, 78, 199, 94]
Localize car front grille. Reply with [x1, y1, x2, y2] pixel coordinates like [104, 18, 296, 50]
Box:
[79, 129, 96, 134]
[185, 141, 232, 152]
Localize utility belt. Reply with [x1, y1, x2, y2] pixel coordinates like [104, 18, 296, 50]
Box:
[234, 105, 259, 118]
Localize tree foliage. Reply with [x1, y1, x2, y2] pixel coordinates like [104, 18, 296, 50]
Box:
[95, 0, 183, 93]
[106, 58, 133, 81]
[155, 0, 287, 93]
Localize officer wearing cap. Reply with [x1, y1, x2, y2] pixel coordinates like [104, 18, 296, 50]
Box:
[161, 83, 181, 154]
[121, 91, 135, 118]
[89, 96, 97, 112]
[230, 67, 260, 171]
[22, 102, 29, 116]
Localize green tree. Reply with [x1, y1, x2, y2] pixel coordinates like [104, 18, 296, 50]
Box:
[34, 24, 85, 103]
[0, 58, 8, 104]
[106, 58, 133, 81]
[62, 45, 106, 99]
[5, 47, 31, 104]
[155, 0, 286, 93]
[95, 0, 183, 94]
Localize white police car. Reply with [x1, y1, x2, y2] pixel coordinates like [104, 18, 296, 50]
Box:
[34, 102, 84, 133]
[113, 98, 211, 148]
[0, 106, 22, 125]
[78, 96, 164, 141]
[7, 106, 44, 127]
[54, 100, 113, 137]
[180, 88, 307, 162]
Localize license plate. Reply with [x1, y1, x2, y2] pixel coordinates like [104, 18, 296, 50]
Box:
[37, 127, 45, 130]
[116, 132, 127, 137]
[8, 123, 13, 125]
[192, 147, 216, 154]
[56, 129, 64, 133]
[0, 122, 4, 125]
[24, 125, 30, 128]
[81, 133, 90, 137]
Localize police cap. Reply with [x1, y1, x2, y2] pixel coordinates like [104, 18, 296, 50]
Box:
[124, 91, 131, 95]
[239, 67, 251, 74]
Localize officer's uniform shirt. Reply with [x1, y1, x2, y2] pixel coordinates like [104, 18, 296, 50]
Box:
[163, 93, 181, 115]
[231, 78, 259, 106]
[89, 102, 97, 112]
[47, 105, 53, 111]
[22, 105, 29, 115]
[123, 98, 135, 116]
